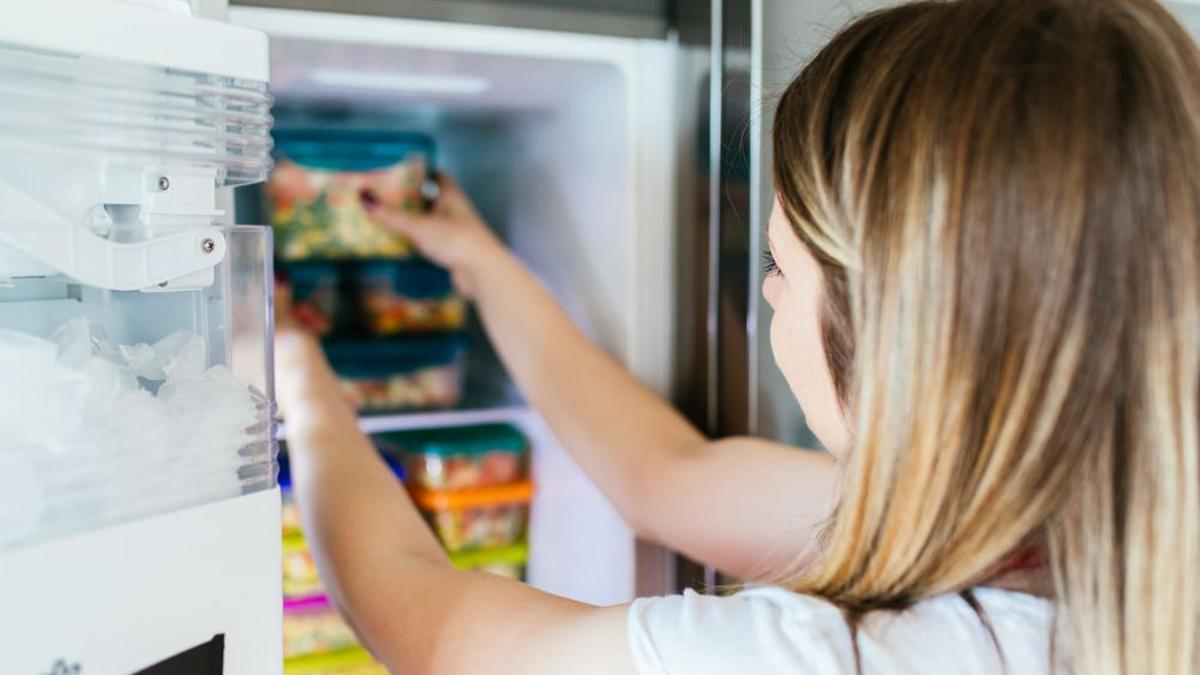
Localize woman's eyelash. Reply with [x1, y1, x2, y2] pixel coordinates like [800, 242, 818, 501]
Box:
[762, 247, 781, 277]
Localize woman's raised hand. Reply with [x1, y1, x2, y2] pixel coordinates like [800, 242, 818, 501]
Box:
[361, 174, 506, 300]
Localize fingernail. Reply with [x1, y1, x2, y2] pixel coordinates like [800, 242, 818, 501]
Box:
[359, 188, 379, 209]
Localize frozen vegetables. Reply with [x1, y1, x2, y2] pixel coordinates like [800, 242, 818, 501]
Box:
[283, 599, 359, 659]
[339, 362, 462, 412]
[268, 157, 426, 261]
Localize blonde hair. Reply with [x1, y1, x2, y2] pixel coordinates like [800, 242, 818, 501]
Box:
[772, 1, 1200, 673]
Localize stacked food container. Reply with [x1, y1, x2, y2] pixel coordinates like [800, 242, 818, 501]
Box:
[266, 128, 467, 414]
[267, 125, 466, 673]
[278, 424, 533, 674]
[381, 424, 534, 579]
[279, 457, 400, 675]
[267, 125, 535, 672]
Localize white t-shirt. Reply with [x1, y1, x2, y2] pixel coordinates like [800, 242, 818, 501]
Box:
[628, 586, 1058, 674]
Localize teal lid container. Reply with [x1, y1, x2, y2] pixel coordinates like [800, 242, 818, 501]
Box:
[379, 424, 530, 490]
[272, 128, 436, 172]
[380, 424, 528, 457]
[324, 336, 464, 378]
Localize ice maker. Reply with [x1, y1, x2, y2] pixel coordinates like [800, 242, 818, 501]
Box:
[0, 2, 282, 673]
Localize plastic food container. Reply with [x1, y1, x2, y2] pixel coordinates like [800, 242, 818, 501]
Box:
[358, 260, 466, 335]
[450, 542, 529, 581]
[283, 595, 359, 659]
[288, 262, 341, 336]
[282, 489, 303, 538]
[267, 129, 434, 261]
[411, 480, 534, 553]
[282, 534, 323, 599]
[284, 647, 387, 675]
[379, 424, 528, 491]
[326, 338, 465, 413]
[279, 458, 303, 537]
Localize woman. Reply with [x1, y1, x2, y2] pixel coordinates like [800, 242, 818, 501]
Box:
[275, 0, 1200, 672]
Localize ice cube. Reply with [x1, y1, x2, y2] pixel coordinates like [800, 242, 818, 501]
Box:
[120, 330, 205, 381]
[0, 454, 44, 547]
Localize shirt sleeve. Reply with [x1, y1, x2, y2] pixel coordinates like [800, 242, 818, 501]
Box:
[626, 587, 858, 675]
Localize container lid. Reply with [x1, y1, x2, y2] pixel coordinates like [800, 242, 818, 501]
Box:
[283, 646, 377, 673]
[283, 593, 332, 615]
[282, 532, 310, 553]
[358, 259, 455, 297]
[410, 480, 534, 510]
[273, 128, 435, 172]
[325, 336, 464, 377]
[378, 423, 527, 457]
[449, 542, 529, 569]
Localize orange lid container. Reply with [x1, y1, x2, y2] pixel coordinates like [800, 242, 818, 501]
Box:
[410, 480, 534, 511]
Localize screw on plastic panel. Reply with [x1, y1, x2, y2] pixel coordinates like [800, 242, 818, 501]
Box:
[200, 238, 216, 254]
[158, 176, 170, 191]
[43, 659, 80, 675]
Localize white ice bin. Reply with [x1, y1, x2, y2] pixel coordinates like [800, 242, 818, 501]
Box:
[0, 2, 281, 674]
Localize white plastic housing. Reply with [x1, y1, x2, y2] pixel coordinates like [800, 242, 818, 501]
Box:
[0, 3, 280, 674]
[0, 490, 283, 675]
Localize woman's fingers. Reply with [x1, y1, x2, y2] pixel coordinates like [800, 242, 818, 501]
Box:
[361, 190, 441, 239]
[359, 173, 502, 291]
[273, 279, 306, 335]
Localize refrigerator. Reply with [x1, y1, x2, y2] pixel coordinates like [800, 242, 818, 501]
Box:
[12, 0, 1200, 673]
[0, 3, 682, 673]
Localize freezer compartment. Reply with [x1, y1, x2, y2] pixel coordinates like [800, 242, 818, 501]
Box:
[231, 6, 680, 602]
[0, 226, 277, 550]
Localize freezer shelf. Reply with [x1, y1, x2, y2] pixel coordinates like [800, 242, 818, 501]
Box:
[277, 406, 529, 440]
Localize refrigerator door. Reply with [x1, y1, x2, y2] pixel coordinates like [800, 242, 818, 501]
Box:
[667, 0, 755, 591]
[671, 0, 905, 590]
[749, 1, 902, 446]
[0, 3, 281, 673]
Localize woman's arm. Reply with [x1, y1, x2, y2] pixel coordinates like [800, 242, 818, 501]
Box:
[276, 317, 634, 675]
[362, 179, 837, 579]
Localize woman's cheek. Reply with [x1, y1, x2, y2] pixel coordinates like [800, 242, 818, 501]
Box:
[769, 290, 850, 455]
[769, 298, 804, 393]
[762, 274, 783, 310]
